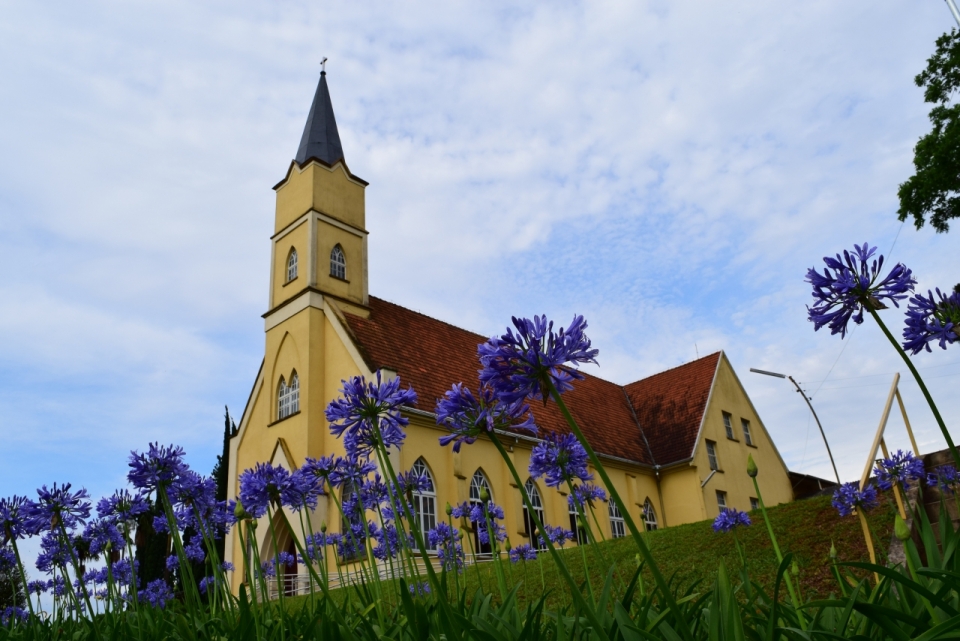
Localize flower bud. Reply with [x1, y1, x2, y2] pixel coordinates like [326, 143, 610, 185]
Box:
[791, 560, 799, 576]
[505, 538, 512, 551]
[894, 514, 911, 542]
[234, 499, 247, 520]
[746, 454, 758, 478]
[445, 502, 453, 516]
[479, 487, 489, 502]
[320, 522, 327, 533]
[829, 541, 837, 560]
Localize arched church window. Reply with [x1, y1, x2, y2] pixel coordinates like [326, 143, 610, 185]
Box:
[608, 498, 626, 539]
[277, 372, 299, 420]
[469, 470, 493, 556]
[286, 248, 298, 282]
[411, 459, 437, 550]
[330, 245, 346, 280]
[523, 479, 546, 549]
[642, 499, 658, 532]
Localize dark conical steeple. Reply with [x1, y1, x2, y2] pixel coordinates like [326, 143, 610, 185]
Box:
[295, 71, 344, 166]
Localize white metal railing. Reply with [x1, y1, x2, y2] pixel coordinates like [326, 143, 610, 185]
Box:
[263, 552, 497, 599]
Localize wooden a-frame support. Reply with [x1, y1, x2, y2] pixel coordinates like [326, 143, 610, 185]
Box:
[856, 373, 922, 573]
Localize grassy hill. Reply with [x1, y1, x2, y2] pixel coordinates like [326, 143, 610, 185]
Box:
[286, 492, 898, 611]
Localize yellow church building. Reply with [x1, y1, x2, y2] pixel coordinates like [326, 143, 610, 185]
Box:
[225, 71, 796, 593]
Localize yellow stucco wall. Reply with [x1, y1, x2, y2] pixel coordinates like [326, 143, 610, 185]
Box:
[690, 354, 794, 519]
[274, 161, 366, 234]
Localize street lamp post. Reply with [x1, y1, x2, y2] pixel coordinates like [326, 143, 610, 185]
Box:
[750, 368, 842, 486]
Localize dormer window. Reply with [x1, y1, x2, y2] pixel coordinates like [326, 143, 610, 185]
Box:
[286, 248, 298, 282]
[330, 245, 346, 280]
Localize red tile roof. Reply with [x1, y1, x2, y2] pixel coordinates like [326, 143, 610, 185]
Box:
[623, 352, 721, 464]
[342, 296, 718, 466]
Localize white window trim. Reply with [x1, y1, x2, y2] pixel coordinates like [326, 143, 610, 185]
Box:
[608, 499, 626, 538]
[412, 459, 437, 550]
[330, 245, 346, 280]
[287, 248, 298, 282]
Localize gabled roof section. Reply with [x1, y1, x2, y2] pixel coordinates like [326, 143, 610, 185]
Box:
[342, 297, 655, 465]
[295, 71, 344, 167]
[623, 352, 721, 464]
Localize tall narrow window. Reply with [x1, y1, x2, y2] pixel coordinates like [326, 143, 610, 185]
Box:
[642, 499, 658, 531]
[608, 499, 626, 538]
[277, 373, 299, 420]
[523, 479, 546, 549]
[286, 248, 298, 282]
[411, 459, 437, 550]
[469, 470, 493, 556]
[330, 245, 346, 280]
[722, 412, 735, 440]
[705, 440, 719, 471]
[741, 419, 754, 446]
[569, 499, 588, 545]
[750, 497, 760, 511]
[716, 490, 728, 513]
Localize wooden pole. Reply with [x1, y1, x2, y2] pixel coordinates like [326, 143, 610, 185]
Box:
[861, 374, 901, 490]
[894, 389, 922, 457]
[857, 509, 880, 584]
[879, 439, 908, 521]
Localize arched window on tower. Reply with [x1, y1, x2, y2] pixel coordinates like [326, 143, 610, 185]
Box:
[330, 245, 346, 280]
[608, 498, 626, 539]
[523, 479, 546, 549]
[286, 248, 298, 282]
[277, 372, 299, 420]
[411, 459, 437, 550]
[469, 470, 493, 556]
[642, 499, 659, 532]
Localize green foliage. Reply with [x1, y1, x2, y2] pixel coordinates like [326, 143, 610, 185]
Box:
[899, 29, 960, 233]
[0, 550, 25, 612]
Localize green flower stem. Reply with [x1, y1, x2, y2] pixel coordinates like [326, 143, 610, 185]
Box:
[372, 445, 425, 586]
[869, 308, 960, 470]
[750, 475, 806, 630]
[235, 523, 263, 637]
[482, 504, 509, 602]
[488, 432, 613, 641]
[565, 482, 596, 603]
[8, 536, 35, 617]
[548, 384, 694, 641]
[264, 505, 288, 641]
[157, 491, 203, 616]
[371, 440, 447, 595]
[56, 521, 99, 633]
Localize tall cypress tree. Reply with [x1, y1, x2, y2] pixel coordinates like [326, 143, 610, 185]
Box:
[211, 406, 235, 561]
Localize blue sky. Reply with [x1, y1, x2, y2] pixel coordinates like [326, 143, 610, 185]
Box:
[2, 1, 960, 549]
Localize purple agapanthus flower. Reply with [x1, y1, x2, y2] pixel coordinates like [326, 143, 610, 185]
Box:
[538, 524, 574, 548]
[903, 287, 960, 354]
[24, 483, 91, 532]
[0, 607, 27, 627]
[325, 371, 417, 459]
[712, 510, 751, 533]
[435, 383, 537, 452]
[427, 522, 464, 571]
[27, 579, 46, 595]
[567, 483, 607, 510]
[479, 315, 599, 404]
[509, 543, 538, 563]
[450, 501, 472, 519]
[832, 482, 879, 517]
[806, 243, 915, 338]
[408, 581, 430, 596]
[96, 490, 150, 525]
[300, 533, 327, 563]
[139, 579, 174, 609]
[0, 495, 31, 542]
[238, 462, 306, 517]
[529, 432, 593, 488]
[875, 450, 926, 490]
[927, 464, 959, 494]
[468, 501, 506, 545]
[128, 443, 189, 492]
[82, 519, 124, 557]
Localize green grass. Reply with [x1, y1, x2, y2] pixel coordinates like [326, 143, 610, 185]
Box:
[287, 493, 897, 612]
